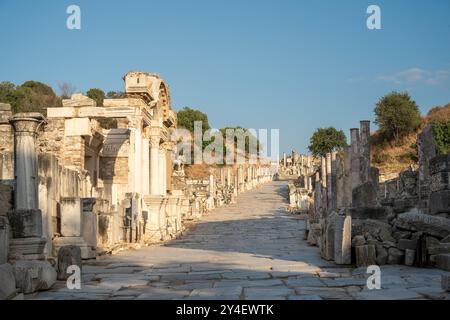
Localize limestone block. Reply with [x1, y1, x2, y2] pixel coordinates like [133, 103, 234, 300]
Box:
[64, 118, 91, 137]
[60, 198, 82, 237]
[429, 190, 450, 214]
[436, 253, 450, 271]
[57, 246, 82, 280]
[334, 215, 351, 265]
[405, 249, 416, 266]
[387, 248, 404, 265]
[46, 107, 78, 118]
[430, 172, 450, 193]
[13, 260, 56, 294]
[0, 263, 16, 299]
[355, 245, 376, 267]
[395, 209, 450, 238]
[352, 219, 395, 243]
[0, 216, 9, 264]
[352, 182, 377, 208]
[7, 209, 43, 238]
[81, 210, 98, 248]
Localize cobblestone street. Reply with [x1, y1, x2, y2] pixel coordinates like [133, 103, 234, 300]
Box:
[30, 182, 450, 300]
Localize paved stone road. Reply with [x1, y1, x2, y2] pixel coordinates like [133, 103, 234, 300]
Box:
[30, 181, 450, 300]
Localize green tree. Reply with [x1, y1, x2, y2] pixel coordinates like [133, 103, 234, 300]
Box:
[374, 91, 421, 142]
[177, 107, 211, 133]
[106, 91, 126, 99]
[87, 88, 105, 106]
[308, 127, 347, 158]
[0, 80, 61, 115]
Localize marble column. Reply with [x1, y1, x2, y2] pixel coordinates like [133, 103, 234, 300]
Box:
[142, 135, 150, 195]
[165, 142, 175, 192]
[9, 113, 47, 259]
[149, 128, 160, 196]
[159, 147, 167, 196]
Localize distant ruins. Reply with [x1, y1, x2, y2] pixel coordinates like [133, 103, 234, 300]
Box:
[0, 71, 273, 298]
[281, 121, 450, 290]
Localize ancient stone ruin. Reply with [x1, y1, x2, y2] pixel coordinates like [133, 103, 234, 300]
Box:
[282, 120, 450, 291]
[0, 71, 273, 299]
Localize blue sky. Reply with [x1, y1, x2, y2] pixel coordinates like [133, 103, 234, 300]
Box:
[1, 0, 449, 154]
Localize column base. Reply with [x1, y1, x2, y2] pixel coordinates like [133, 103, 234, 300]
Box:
[53, 237, 96, 259]
[9, 237, 47, 260]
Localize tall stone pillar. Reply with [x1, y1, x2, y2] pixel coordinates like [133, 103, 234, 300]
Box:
[165, 141, 175, 192]
[359, 121, 371, 185]
[350, 128, 361, 191]
[8, 113, 48, 259]
[10, 113, 46, 210]
[159, 147, 167, 196]
[149, 127, 161, 196]
[142, 136, 150, 195]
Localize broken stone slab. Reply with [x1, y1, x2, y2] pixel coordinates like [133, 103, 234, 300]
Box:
[355, 245, 376, 267]
[13, 260, 57, 294]
[436, 253, 450, 271]
[404, 249, 415, 266]
[0, 263, 17, 300]
[387, 248, 404, 265]
[395, 209, 450, 238]
[429, 190, 450, 214]
[57, 246, 82, 280]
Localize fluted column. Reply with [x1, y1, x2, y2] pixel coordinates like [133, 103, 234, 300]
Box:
[149, 127, 161, 195]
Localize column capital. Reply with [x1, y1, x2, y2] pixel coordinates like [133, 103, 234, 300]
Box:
[10, 113, 46, 135]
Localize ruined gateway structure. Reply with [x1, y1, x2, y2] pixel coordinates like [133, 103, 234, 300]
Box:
[282, 121, 450, 291]
[0, 71, 273, 298]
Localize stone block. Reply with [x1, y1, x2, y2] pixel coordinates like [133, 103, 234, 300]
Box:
[352, 219, 395, 242]
[429, 190, 450, 214]
[0, 263, 17, 299]
[397, 239, 418, 251]
[13, 260, 56, 294]
[60, 198, 82, 237]
[427, 243, 450, 255]
[57, 246, 82, 280]
[8, 237, 47, 257]
[0, 216, 9, 264]
[334, 215, 351, 264]
[387, 248, 404, 265]
[436, 254, 450, 271]
[352, 182, 377, 207]
[7, 209, 43, 238]
[355, 245, 376, 267]
[64, 118, 91, 137]
[395, 209, 450, 238]
[404, 249, 415, 266]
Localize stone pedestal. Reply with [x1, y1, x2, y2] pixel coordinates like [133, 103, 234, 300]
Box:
[334, 214, 352, 264]
[144, 195, 165, 242]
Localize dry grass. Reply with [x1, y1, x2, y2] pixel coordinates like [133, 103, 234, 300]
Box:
[372, 103, 450, 175]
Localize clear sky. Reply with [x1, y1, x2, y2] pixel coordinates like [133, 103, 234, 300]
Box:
[1, 0, 449, 154]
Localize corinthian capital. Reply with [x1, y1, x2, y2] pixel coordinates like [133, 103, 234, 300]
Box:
[10, 113, 47, 135]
